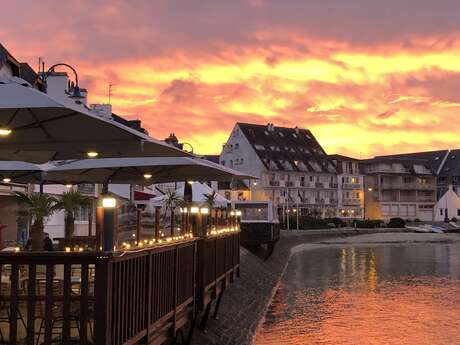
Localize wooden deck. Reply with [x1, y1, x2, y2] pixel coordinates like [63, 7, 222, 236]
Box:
[0, 229, 240, 344]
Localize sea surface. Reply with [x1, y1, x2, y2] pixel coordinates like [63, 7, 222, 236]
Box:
[254, 239, 460, 345]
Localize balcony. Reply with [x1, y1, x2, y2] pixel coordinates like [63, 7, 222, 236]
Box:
[315, 182, 324, 188]
[381, 182, 436, 190]
[77, 183, 95, 195]
[315, 198, 325, 204]
[343, 198, 361, 206]
[329, 183, 338, 188]
[342, 183, 361, 189]
[0, 183, 28, 196]
[285, 181, 294, 187]
[268, 180, 280, 187]
[328, 198, 338, 204]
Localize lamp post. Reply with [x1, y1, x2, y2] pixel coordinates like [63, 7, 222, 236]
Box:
[40, 63, 85, 99]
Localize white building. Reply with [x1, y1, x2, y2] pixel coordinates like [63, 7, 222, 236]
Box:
[219, 123, 338, 217]
[361, 158, 437, 221]
[329, 154, 364, 219]
[434, 185, 460, 221]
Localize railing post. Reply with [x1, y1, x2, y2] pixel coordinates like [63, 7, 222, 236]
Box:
[96, 206, 103, 249]
[94, 257, 113, 345]
[136, 209, 142, 242]
[102, 206, 116, 251]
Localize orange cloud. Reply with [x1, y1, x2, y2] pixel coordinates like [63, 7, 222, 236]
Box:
[2, 1, 460, 157]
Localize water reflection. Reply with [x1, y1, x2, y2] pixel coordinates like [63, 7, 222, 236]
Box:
[255, 242, 460, 345]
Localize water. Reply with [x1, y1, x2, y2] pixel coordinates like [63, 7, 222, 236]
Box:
[254, 239, 460, 345]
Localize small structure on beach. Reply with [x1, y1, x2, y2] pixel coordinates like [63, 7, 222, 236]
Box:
[434, 185, 460, 221]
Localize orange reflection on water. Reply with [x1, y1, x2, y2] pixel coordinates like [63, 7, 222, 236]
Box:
[254, 245, 460, 345]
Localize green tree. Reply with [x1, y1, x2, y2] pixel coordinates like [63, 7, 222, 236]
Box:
[203, 191, 218, 209]
[14, 192, 61, 251]
[57, 191, 92, 245]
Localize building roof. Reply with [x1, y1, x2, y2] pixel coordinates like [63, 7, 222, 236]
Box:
[327, 154, 360, 161]
[19, 63, 40, 86]
[112, 113, 147, 134]
[375, 150, 448, 173]
[203, 155, 220, 164]
[237, 122, 336, 174]
[438, 149, 460, 178]
[0, 43, 20, 76]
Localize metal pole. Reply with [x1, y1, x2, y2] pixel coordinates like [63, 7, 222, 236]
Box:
[102, 207, 115, 251]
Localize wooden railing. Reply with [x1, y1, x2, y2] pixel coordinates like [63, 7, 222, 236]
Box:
[197, 232, 240, 308]
[0, 239, 197, 345]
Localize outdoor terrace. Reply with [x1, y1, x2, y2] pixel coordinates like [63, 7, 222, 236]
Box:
[0, 209, 241, 345]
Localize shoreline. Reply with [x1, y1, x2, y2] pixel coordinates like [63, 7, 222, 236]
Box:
[192, 230, 460, 345]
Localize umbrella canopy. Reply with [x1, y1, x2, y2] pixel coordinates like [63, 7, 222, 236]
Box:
[42, 157, 256, 185]
[0, 77, 187, 162]
[151, 182, 230, 207]
[0, 160, 43, 183]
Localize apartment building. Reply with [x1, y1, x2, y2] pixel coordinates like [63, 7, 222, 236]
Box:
[361, 158, 437, 221]
[219, 123, 338, 217]
[329, 154, 364, 219]
[437, 149, 460, 197]
[376, 150, 449, 199]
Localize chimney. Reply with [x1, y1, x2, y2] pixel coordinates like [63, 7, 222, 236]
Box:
[90, 104, 113, 119]
[267, 123, 275, 132]
[294, 126, 299, 134]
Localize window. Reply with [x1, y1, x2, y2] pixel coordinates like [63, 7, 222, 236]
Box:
[235, 143, 239, 149]
[75, 205, 92, 222]
[458, 209, 460, 216]
[440, 209, 443, 216]
[240, 158, 244, 164]
[351, 177, 358, 183]
[220, 160, 225, 166]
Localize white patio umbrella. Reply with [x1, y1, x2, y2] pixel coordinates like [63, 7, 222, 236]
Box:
[151, 182, 230, 207]
[0, 77, 187, 162]
[0, 160, 43, 184]
[42, 157, 256, 185]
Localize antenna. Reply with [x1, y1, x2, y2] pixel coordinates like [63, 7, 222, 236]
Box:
[108, 83, 115, 104]
[38, 57, 44, 73]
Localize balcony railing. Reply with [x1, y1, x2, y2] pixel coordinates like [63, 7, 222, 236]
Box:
[342, 183, 361, 189]
[381, 182, 436, 190]
[315, 198, 325, 204]
[343, 198, 361, 205]
[315, 182, 324, 188]
[268, 180, 280, 187]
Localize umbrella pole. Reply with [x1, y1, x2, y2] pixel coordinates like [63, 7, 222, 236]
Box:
[154, 207, 161, 241]
[170, 207, 175, 237]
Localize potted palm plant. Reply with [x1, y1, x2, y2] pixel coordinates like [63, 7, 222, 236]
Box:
[164, 191, 184, 235]
[203, 191, 217, 209]
[14, 192, 61, 251]
[57, 190, 92, 246]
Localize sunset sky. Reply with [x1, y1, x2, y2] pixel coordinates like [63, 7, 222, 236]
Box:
[2, 0, 460, 157]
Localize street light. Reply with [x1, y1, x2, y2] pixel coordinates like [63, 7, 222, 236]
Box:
[40, 63, 85, 99]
